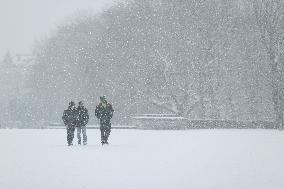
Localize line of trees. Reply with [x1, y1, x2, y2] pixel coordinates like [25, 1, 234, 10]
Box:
[29, 0, 283, 127]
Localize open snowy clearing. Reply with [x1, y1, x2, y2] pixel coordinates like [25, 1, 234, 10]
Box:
[0, 129, 283, 189]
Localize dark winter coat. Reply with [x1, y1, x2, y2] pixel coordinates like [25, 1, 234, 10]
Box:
[62, 107, 77, 127]
[95, 103, 114, 126]
[76, 106, 89, 127]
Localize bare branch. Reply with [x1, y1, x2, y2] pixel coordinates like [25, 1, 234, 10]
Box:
[204, 44, 232, 69]
[185, 99, 200, 117]
[149, 96, 178, 114]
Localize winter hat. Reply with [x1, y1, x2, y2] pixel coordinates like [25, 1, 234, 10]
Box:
[100, 96, 106, 102]
[78, 101, 83, 106]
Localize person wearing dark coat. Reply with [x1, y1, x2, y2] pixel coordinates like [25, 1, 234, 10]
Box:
[76, 101, 89, 145]
[62, 101, 77, 146]
[95, 96, 114, 145]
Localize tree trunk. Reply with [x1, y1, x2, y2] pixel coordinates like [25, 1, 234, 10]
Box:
[197, 70, 206, 119]
[270, 51, 283, 130]
[272, 87, 284, 130]
[209, 86, 221, 120]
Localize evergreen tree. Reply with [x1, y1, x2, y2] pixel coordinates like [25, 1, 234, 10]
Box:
[2, 51, 14, 68]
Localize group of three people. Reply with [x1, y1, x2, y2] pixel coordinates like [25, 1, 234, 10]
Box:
[62, 96, 114, 146]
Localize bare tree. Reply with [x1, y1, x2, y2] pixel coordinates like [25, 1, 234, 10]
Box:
[253, 0, 284, 129]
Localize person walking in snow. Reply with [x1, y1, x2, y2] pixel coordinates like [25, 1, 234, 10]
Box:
[62, 101, 77, 146]
[76, 101, 89, 145]
[95, 96, 114, 145]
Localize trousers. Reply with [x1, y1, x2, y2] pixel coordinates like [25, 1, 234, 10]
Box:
[77, 126, 87, 144]
[67, 125, 75, 145]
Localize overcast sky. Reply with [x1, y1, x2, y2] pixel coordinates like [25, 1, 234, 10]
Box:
[0, 0, 114, 58]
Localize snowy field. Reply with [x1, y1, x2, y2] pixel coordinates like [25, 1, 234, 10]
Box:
[0, 129, 283, 189]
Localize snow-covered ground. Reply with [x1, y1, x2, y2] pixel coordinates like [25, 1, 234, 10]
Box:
[0, 129, 283, 189]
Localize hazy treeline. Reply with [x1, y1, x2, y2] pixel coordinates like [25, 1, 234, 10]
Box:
[29, 0, 284, 126]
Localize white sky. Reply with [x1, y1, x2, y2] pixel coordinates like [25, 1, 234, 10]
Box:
[0, 0, 114, 58]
